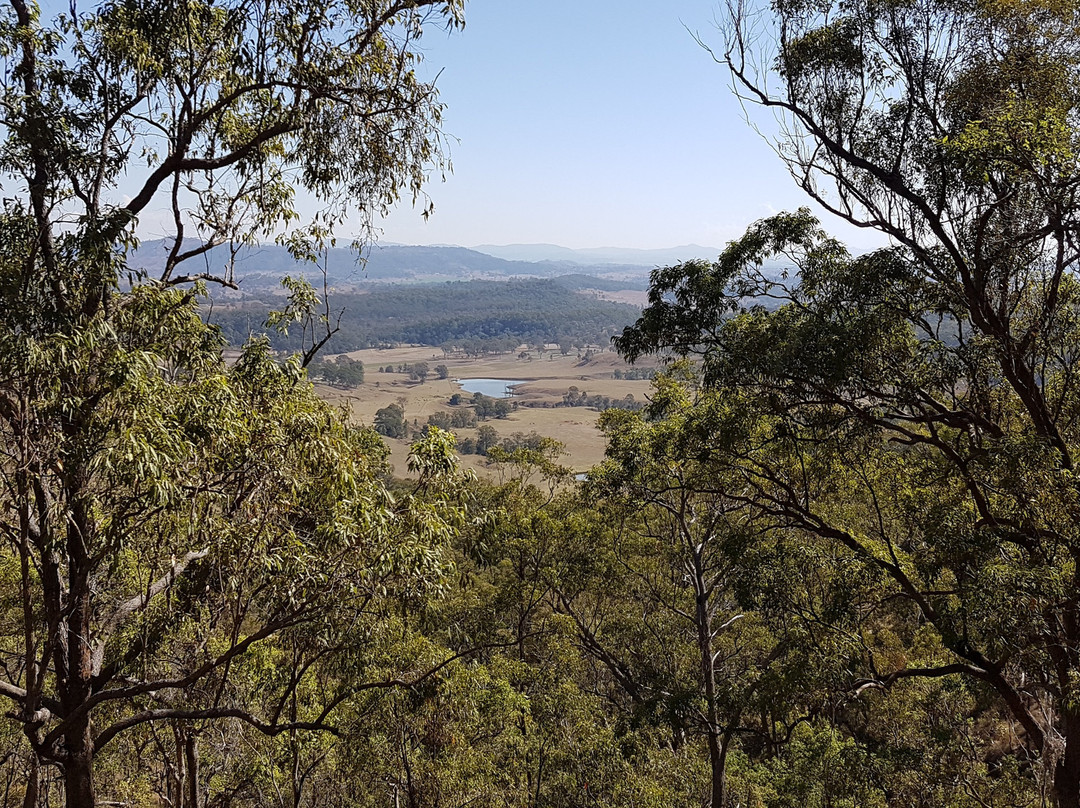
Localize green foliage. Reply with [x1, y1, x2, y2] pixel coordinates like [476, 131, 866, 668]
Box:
[614, 203, 1073, 802]
[472, 392, 514, 420]
[427, 408, 477, 431]
[558, 385, 644, 412]
[10, 0, 1080, 801]
[410, 361, 430, 383]
[476, 424, 499, 456]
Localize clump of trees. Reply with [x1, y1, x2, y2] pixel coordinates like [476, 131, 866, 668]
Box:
[374, 402, 409, 438]
[374, 361, 447, 383]
[471, 392, 515, 420]
[374, 393, 516, 444]
[310, 355, 366, 387]
[457, 428, 549, 457]
[559, 386, 645, 412]
[427, 409, 478, 431]
[612, 367, 655, 380]
[410, 361, 430, 383]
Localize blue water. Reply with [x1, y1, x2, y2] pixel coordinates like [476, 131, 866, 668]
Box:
[456, 378, 522, 397]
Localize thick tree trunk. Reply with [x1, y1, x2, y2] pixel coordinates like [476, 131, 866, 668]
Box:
[64, 720, 95, 808]
[1055, 711, 1080, 808]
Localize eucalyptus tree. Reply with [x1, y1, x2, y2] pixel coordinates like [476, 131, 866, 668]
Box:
[582, 381, 754, 808]
[563, 370, 856, 807]
[0, 0, 464, 805]
[617, 209, 1071, 805]
[430, 450, 708, 808]
[610, 0, 1080, 801]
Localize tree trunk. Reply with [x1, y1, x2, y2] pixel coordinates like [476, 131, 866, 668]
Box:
[1055, 710, 1080, 808]
[704, 727, 728, 808]
[692, 549, 727, 807]
[22, 754, 39, 808]
[64, 719, 95, 808]
[185, 733, 200, 808]
[62, 490, 96, 808]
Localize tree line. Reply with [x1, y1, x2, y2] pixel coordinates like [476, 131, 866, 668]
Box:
[210, 279, 640, 353]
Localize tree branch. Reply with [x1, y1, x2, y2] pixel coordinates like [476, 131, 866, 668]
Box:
[91, 549, 210, 677]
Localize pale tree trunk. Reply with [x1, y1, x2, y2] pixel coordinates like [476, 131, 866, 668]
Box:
[22, 755, 40, 808]
[691, 545, 728, 808]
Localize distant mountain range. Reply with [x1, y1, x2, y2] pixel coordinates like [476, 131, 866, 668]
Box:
[130, 240, 660, 288]
[471, 243, 722, 266]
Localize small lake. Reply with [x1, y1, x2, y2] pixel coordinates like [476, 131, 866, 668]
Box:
[456, 378, 524, 398]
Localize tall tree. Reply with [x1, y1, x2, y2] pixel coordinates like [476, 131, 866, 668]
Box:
[612, 0, 1080, 801]
[582, 380, 758, 808]
[617, 207, 1076, 804]
[0, 0, 463, 805]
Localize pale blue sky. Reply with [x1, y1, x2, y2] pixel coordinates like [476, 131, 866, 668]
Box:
[376, 0, 883, 253]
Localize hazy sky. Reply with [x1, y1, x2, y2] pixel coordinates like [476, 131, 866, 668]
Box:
[375, 0, 885, 253]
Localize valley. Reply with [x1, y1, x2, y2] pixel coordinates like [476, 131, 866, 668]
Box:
[317, 345, 656, 476]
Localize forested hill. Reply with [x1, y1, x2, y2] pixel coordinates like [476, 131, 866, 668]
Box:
[549, 273, 648, 292]
[211, 278, 642, 351]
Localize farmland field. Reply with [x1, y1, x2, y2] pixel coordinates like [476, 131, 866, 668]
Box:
[315, 346, 656, 478]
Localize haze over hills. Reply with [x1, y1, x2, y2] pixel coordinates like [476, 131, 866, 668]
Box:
[129, 240, 666, 353]
[128, 241, 806, 300]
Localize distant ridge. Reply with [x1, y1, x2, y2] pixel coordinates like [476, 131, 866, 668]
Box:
[129, 240, 653, 286]
[472, 243, 721, 267]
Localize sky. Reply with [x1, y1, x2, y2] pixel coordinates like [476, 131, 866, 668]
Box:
[375, 0, 886, 253]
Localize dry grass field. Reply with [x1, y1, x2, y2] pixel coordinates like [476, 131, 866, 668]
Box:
[315, 346, 656, 478]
